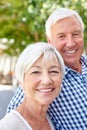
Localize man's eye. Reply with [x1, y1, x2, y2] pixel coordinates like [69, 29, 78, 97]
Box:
[73, 33, 79, 36]
[58, 35, 65, 39]
[73, 31, 81, 37]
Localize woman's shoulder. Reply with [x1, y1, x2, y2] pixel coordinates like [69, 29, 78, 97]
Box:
[0, 111, 16, 130]
[0, 110, 31, 130]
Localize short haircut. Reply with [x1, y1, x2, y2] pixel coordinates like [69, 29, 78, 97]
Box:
[15, 42, 65, 83]
[45, 7, 84, 38]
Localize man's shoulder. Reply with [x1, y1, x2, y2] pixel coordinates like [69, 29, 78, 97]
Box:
[81, 55, 87, 61]
[81, 55, 87, 67]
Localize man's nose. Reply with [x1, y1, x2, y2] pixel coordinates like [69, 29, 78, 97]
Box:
[66, 35, 75, 47]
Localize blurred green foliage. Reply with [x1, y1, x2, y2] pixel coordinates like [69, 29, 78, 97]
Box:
[0, 0, 87, 55]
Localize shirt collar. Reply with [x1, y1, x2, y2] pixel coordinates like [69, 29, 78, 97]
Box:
[65, 55, 87, 75]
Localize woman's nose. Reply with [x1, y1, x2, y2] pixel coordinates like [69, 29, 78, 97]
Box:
[41, 73, 52, 85]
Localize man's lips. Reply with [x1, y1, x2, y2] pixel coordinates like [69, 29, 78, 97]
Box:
[64, 49, 77, 54]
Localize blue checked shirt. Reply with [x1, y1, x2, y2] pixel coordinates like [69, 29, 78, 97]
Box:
[7, 55, 87, 130]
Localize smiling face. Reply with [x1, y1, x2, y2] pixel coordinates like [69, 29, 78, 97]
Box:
[47, 16, 84, 72]
[21, 54, 62, 107]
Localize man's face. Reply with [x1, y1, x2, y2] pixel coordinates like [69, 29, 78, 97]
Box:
[47, 16, 84, 71]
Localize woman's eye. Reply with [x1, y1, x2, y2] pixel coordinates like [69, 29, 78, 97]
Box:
[32, 71, 40, 74]
[50, 70, 59, 74]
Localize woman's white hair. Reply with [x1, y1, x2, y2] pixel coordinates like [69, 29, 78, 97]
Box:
[15, 42, 65, 83]
[45, 7, 84, 38]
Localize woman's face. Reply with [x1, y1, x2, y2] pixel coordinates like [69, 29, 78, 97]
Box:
[21, 54, 62, 107]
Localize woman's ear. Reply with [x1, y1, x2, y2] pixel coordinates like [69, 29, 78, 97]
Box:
[18, 81, 24, 89]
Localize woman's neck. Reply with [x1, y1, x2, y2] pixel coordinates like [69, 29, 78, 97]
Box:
[16, 99, 51, 130]
[16, 97, 48, 121]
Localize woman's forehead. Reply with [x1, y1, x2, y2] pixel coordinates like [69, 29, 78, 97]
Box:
[35, 53, 60, 66]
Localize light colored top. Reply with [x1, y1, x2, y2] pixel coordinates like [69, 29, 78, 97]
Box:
[0, 110, 55, 130]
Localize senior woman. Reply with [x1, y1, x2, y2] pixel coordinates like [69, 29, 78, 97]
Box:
[0, 42, 65, 130]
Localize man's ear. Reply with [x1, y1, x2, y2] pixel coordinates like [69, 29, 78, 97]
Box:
[46, 35, 51, 44]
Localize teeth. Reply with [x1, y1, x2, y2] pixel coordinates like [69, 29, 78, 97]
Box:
[66, 50, 76, 54]
[38, 88, 53, 92]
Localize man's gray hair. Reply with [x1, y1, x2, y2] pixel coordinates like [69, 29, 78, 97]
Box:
[45, 7, 84, 38]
